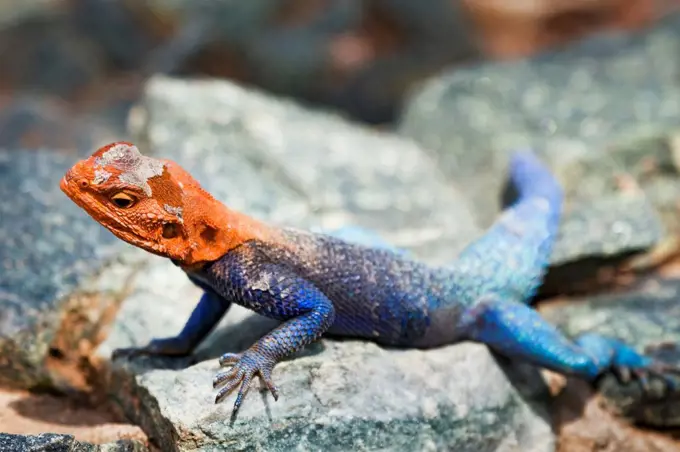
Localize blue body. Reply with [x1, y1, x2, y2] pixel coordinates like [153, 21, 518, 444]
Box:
[128, 151, 675, 412]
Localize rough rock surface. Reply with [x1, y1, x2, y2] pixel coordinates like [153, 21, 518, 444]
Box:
[550, 378, 680, 452]
[0, 149, 143, 391]
[399, 12, 680, 266]
[92, 76, 556, 451]
[0, 432, 147, 452]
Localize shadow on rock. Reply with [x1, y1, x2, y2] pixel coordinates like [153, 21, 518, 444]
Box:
[492, 352, 560, 432]
[6, 391, 128, 428]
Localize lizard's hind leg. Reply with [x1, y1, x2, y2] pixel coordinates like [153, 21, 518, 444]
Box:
[460, 296, 680, 390]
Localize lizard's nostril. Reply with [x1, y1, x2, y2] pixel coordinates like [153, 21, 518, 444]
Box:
[61, 169, 78, 192]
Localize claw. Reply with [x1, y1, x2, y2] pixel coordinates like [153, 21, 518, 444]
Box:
[111, 337, 193, 360]
[632, 369, 651, 393]
[213, 350, 280, 415]
[613, 366, 632, 384]
[261, 368, 279, 400]
[648, 364, 680, 391]
[111, 347, 148, 360]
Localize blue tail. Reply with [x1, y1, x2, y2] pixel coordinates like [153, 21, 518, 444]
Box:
[449, 150, 563, 304]
[508, 150, 563, 213]
[452, 152, 680, 393]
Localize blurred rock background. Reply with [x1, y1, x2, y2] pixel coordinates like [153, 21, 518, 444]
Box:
[1, 0, 678, 152]
[3, 1, 680, 451]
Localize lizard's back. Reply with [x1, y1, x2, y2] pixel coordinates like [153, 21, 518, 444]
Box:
[224, 228, 468, 348]
[199, 151, 562, 349]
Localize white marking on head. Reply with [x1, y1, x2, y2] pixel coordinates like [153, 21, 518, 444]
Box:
[164, 204, 184, 223]
[95, 143, 165, 196]
[93, 169, 111, 185]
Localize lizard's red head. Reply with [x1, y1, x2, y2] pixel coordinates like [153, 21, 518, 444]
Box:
[60, 141, 241, 264]
[60, 141, 194, 259]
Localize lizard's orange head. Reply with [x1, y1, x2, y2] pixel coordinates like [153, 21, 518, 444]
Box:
[60, 141, 195, 260]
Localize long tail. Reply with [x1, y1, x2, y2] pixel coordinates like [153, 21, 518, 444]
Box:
[448, 150, 563, 304]
[508, 150, 563, 217]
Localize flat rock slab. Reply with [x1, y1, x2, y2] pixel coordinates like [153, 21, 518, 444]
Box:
[541, 273, 680, 427]
[0, 433, 147, 452]
[119, 341, 552, 452]
[399, 12, 680, 266]
[95, 76, 554, 451]
[0, 149, 142, 391]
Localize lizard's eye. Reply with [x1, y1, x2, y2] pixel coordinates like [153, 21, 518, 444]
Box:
[110, 192, 136, 208]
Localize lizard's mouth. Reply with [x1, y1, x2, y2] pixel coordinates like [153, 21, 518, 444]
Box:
[60, 175, 142, 242]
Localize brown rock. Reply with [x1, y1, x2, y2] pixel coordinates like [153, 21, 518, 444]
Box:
[462, 0, 680, 58]
[553, 379, 680, 452]
[0, 388, 148, 446]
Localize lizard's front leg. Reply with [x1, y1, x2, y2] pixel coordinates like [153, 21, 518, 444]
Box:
[113, 289, 230, 359]
[205, 259, 336, 416]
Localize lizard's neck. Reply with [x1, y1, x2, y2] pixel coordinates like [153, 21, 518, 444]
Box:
[179, 191, 277, 268]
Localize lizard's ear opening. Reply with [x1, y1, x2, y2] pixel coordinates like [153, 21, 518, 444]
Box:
[200, 224, 218, 243]
[162, 223, 181, 239]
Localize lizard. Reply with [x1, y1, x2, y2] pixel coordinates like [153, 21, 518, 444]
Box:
[60, 141, 680, 417]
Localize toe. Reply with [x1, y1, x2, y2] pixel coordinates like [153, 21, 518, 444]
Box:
[219, 352, 241, 366]
[233, 374, 254, 414]
[632, 369, 651, 393]
[213, 367, 241, 388]
[215, 374, 245, 404]
[260, 368, 279, 400]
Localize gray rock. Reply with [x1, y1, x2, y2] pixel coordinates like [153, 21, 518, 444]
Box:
[0, 149, 141, 390]
[135, 0, 478, 123]
[116, 341, 553, 452]
[131, 76, 482, 264]
[0, 96, 118, 152]
[0, 18, 106, 99]
[541, 274, 680, 427]
[399, 13, 680, 266]
[579, 132, 680, 235]
[0, 432, 147, 452]
[0, 0, 57, 30]
[96, 76, 554, 451]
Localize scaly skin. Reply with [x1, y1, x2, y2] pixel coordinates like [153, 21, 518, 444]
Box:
[60, 142, 680, 417]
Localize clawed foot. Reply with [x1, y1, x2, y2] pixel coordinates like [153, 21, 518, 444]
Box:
[111, 346, 149, 360]
[213, 350, 279, 417]
[111, 337, 193, 360]
[611, 358, 680, 395]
